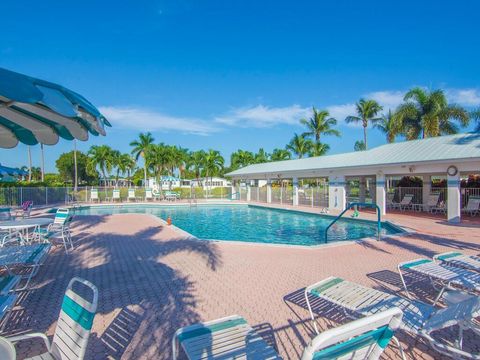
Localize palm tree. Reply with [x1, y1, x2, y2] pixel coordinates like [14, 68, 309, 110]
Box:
[472, 108, 480, 131]
[345, 99, 383, 149]
[203, 150, 224, 196]
[230, 150, 255, 170]
[116, 153, 136, 186]
[301, 107, 340, 143]
[111, 150, 122, 186]
[270, 148, 291, 161]
[286, 134, 311, 159]
[130, 132, 155, 187]
[374, 110, 401, 143]
[354, 140, 366, 151]
[396, 87, 469, 139]
[87, 145, 114, 184]
[309, 142, 330, 157]
[189, 150, 206, 185]
[147, 143, 170, 186]
[254, 148, 270, 163]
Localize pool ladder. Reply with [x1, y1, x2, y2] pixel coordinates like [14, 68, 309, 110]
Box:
[324, 202, 382, 243]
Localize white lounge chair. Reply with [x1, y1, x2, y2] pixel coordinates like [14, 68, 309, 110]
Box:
[34, 208, 74, 252]
[152, 188, 162, 201]
[127, 188, 137, 202]
[112, 189, 121, 202]
[7, 277, 98, 360]
[462, 195, 480, 216]
[90, 188, 99, 203]
[434, 251, 480, 273]
[173, 309, 403, 360]
[398, 258, 480, 303]
[305, 276, 480, 359]
[145, 188, 153, 201]
[0, 208, 12, 221]
[0, 243, 51, 290]
[399, 194, 414, 211]
[165, 191, 180, 201]
[423, 193, 440, 212]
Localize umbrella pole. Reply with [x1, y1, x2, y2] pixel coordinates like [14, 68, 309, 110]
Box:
[40, 143, 45, 182]
[27, 146, 32, 182]
[74, 140, 78, 192]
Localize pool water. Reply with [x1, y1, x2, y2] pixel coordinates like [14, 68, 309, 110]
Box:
[74, 204, 401, 246]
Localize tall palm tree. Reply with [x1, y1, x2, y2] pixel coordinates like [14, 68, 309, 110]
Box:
[254, 148, 270, 163]
[116, 153, 136, 186]
[130, 132, 155, 187]
[301, 107, 340, 143]
[204, 150, 224, 196]
[354, 140, 366, 151]
[396, 87, 469, 139]
[87, 145, 114, 184]
[147, 143, 170, 186]
[111, 150, 122, 186]
[472, 108, 480, 131]
[286, 134, 311, 159]
[189, 150, 206, 185]
[374, 110, 401, 143]
[270, 148, 291, 161]
[230, 150, 255, 170]
[345, 99, 383, 149]
[309, 142, 330, 157]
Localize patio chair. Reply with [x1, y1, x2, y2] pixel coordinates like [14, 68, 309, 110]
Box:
[0, 208, 12, 221]
[305, 276, 480, 359]
[399, 194, 414, 211]
[112, 189, 121, 202]
[7, 277, 98, 360]
[14, 201, 33, 218]
[423, 193, 440, 212]
[152, 188, 162, 201]
[398, 258, 480, 303]
[90, 188, 99, 203]
[462, 195, 480, 216]
[434, 251, 480, 273]
[165, 191, 180, 201]
[34, 208, 74, 252]
[145, 188, 153, 201]
[127, 188, 137, 202]
[0, 243, 51, 290]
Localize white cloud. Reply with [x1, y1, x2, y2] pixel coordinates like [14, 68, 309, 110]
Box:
[326, 103, 357, 123]
[215, 104, 310, 128]
[366, 90, 405, 111]
[446, 89, 480, 107]
[99, 106, 218, 136]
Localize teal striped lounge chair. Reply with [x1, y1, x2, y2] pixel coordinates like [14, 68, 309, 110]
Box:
[112, 189, 121, 202]
[90, 188, 99, 203]
[34, 208, 73, 252]
[127, 188, 137, 202]
[145, 188, 153, 201]
[7, 277, 98, 360]
[434, 251, 480, 273]
[398, 258, 480, 303]
[0, 275, 21, 331]
[0, 243, 51, 290]
[173, 309, 404, 360]
[305, 276, 480, 359]
[0, 208, 12, 221]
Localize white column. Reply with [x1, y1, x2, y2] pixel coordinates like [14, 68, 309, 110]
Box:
[447, 173, 461, 223]
[376, 173, 386, 216]
[422, 175, 431, 211]
[293, 177, 299, 206]
[328, 175, 346, 210]
[267, 179, 272, 203]
[246, 182, 251, 202]
[359, 177, 366, 203]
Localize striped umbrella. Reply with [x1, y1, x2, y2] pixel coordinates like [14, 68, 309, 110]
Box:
[0, 164, 28, 176]
[0, 67, 111, 148]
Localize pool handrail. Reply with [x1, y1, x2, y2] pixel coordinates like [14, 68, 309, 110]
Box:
[325, 202, 381, 242]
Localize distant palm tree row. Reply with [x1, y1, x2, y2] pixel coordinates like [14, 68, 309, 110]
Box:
[84, 87, 479, 180]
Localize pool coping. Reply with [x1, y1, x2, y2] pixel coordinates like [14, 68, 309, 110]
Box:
[69, 202, 412, 250]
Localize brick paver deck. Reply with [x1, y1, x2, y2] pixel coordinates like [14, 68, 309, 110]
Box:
[6, 204, 480, 359]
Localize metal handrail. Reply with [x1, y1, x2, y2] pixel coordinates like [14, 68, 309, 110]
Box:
[325, 202, 382, 242]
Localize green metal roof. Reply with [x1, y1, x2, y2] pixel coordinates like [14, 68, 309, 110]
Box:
[227, 133, 480, 177]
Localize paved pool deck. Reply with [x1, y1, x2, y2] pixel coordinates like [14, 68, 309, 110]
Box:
[6, 203, 480, 359]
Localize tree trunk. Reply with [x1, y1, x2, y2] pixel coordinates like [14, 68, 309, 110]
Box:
[363, 126, 368, 149]
[143, 165, 147, 188]
[73, 140, 78, 191]
[40, 143, 45, 182]
[27, 146, 32, 182]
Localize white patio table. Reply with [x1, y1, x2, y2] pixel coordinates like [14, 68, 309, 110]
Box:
[0, 218, 53, 243]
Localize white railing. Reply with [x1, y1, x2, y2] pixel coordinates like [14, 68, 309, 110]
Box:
[461, 188, 480, 208]
[298, 187, 329, 208]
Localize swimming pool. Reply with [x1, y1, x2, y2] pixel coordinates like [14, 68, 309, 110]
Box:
[74, 204, 402, 246]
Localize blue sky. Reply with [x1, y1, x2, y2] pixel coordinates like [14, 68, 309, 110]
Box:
[1, 0, 480, 172]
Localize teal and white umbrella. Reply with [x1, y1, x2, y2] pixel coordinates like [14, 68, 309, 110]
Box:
[0, 67, 110, 148]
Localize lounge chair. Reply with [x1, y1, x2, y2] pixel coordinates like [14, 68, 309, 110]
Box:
[7, 277, 98, 360]
[145, 188, 153, 201]
[112, 189, 121, 202]
[423, 193, 440, 212]
[14, 201, 33, 218]
[462, 195, 480, 216]
[173, 309, 403, 360]
[127, 188, 137, 202]
[152, 188, 162, 201]
[0, 275, 20, 330]
[0, 208, 12, 221]
[34, 208, 74, 252]
[305, 276, 480, 359]
[398, 258, 480, 303]
[165, 191, 180, 201]
[434, 251, 480, 273]
[90, 188, 99, 203]
[399, 194, 414, 211]
[0, 243, 51, 290]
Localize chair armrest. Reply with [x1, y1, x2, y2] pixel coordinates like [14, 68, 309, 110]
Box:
[7, 332, 51, 352]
